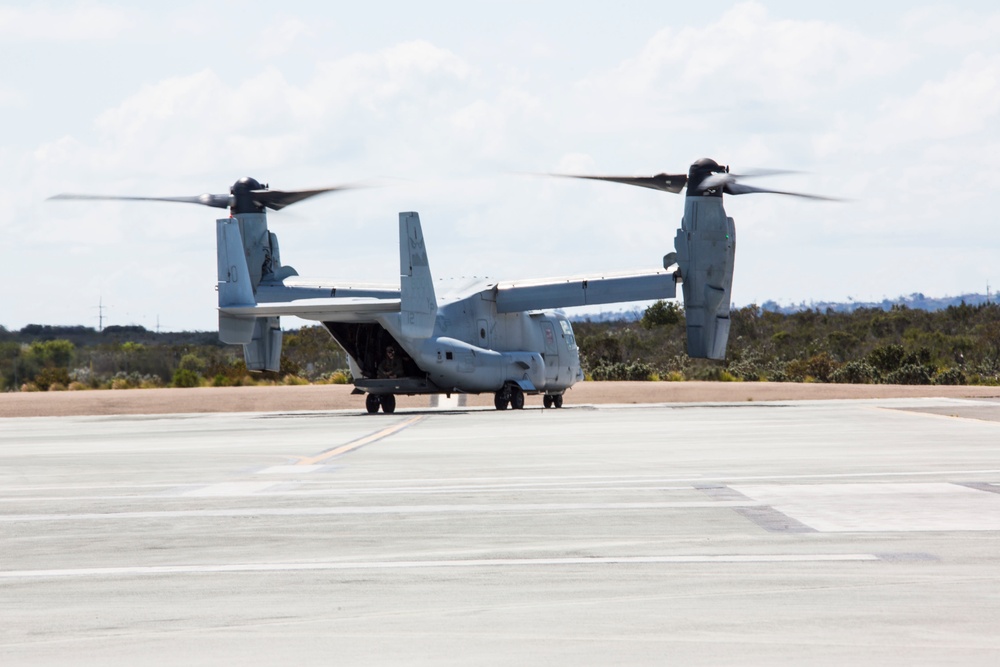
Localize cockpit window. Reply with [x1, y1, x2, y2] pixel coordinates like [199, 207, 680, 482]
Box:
[558, 319, 577, 348]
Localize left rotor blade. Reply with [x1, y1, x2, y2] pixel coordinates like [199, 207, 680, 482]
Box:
[550, 173, 688, 194]
[48, 193, 233, 209]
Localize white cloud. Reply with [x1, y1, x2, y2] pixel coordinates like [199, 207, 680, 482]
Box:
[581, 2, 908, 111]
[0, 4, 132, 41]
[872, 54, 1000, 144]
[255, 18, 316, 59]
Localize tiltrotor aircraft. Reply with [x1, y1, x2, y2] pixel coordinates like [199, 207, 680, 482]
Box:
[51, 159, 828, 412]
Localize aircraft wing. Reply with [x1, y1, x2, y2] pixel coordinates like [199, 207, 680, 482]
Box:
[220, 297, 400, 322]
[495, 270, 677, 313]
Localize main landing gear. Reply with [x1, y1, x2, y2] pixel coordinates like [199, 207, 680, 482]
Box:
[365, 393, 396, 414]
[542, 394, 564, 409]
[493, 385, 564, 410]
[493, 383, 524, 410]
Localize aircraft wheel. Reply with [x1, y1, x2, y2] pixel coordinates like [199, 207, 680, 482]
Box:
[553, 395, 563, 409]
[494, 392, 509, 410]
[365, 394, 380, 414]
[381, 394, 396, 414]
[543, 395, 553, 409]
[510, 387, 525, 410]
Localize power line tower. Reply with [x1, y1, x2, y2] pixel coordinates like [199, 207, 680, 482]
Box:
[94, 297, 110, 331]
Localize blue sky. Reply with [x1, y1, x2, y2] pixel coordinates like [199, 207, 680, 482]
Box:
[2, 1, 998, 330]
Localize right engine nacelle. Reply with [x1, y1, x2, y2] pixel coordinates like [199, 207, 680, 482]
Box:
[674, 197, 736, 360]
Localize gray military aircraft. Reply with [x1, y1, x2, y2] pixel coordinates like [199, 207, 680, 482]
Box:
[51, 159, 829, 412]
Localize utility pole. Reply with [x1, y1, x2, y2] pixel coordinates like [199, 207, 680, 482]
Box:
[95, 297, 107, 332]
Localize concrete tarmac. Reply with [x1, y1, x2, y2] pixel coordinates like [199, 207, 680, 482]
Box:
[2, 398, 1000, 665]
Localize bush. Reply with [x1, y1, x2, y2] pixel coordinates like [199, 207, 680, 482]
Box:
[641, 301, 682, 328]
[589, 360, 657, 381]
[885, 364, 933, 385]
[110, 377, 131, 390]
[831, 361, 880, 384]
[324, 369, 353, 384]
[178, 353, 206, 373]
[172, 368, 201, 388]
[934, 367, 967, 385]
[867, 344, 906, 374]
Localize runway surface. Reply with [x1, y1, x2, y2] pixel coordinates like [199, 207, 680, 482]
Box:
[2, 398, 1000, 665]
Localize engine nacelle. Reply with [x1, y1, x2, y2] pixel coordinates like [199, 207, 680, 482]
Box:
[674, 197, 736, 360]
[243, 317, 283, 373]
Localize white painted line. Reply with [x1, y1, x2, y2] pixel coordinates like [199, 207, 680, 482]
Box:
[181, 481, 287, 497]
[258, 465, 326, 475]
[0, 500, 763, 523]
[733, 482, 1000, 532]
[0, 554, 880, 579]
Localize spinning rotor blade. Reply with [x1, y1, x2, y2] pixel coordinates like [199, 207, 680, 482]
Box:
[48, 193, 233, 208]
[551, 172, 688, 194]
[721, 182, 840, 200]
[695, 170, 838, 200]
[49, 180, 365, 213]
[553, 159, 837, 200]
[250, 184, 361, 211]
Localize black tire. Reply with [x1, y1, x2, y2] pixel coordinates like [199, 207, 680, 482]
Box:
[543, 395, 553, 409]
[494, 392, 509, 410]
[381, 394, 396, 414]
[510, 387, 525, 410]
[365, 394, 380, 414]
[553, 394, 564, 408]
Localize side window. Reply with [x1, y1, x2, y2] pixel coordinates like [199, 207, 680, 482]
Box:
[558, 319, 577, 348]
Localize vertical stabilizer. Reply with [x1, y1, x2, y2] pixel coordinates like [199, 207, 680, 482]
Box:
[217, 218, 256, 344]
[399, 212, 437, 339]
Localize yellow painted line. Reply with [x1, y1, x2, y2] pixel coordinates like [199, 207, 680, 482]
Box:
[296, 415, 426, 466]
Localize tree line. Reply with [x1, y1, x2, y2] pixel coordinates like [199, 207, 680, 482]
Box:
[2, 300, 999, 391]
[0, 325, 349, 391]
[576, 301, 1000, 385]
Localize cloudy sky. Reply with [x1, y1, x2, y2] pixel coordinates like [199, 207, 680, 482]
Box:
[2, 1, 998, 331]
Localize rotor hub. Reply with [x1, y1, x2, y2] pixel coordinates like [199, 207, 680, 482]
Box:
[231, 177, 265, 214]
[686, 158, 729, 198]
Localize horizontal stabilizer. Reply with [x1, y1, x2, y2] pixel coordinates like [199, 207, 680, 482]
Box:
[220, 297, 401, 322]
[496, 271, 676, 313]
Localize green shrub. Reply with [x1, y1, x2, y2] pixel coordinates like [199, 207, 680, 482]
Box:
[172, 368, 201, 388]
[933, 367, 967, 385]
[831, 361, 880, 384]
[885, 364, 933, 385]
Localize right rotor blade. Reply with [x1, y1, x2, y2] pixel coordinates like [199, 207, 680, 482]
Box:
[723, 182, 841, 201]
[251, 184, 362, 211]
[551, 173, 688, 194]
